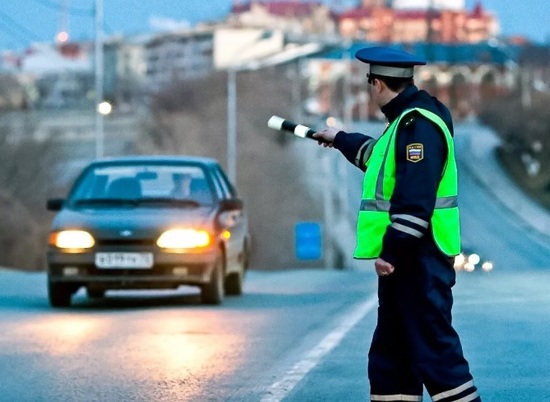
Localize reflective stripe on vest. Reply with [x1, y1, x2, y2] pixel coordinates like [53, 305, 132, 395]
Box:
[354, 107, 461, 259]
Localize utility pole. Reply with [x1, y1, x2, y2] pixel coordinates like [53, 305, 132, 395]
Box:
[227, 67, 237, 184]
[292, 59, 302, 123]
[322, 152, 335, 269]
[94, 0, 105, 159]
[426, 0, 436, 62]
[57, 0, 69, 43]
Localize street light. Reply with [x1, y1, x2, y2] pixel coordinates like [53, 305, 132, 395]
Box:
[98, 101, 112, 115]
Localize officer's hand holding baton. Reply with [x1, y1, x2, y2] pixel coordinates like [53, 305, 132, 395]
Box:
[311, 127, 339, 148]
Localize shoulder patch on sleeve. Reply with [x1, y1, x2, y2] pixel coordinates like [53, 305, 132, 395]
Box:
[406, 143, 423, 162]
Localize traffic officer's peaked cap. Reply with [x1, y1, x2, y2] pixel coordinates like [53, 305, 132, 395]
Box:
[355, 46, 426, 78]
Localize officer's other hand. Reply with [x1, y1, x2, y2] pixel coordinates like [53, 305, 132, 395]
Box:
[312, 127, 339, 148]
[375, 258, 395, 277]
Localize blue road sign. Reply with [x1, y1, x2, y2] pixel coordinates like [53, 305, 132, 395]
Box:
[295, 222, 322, 260]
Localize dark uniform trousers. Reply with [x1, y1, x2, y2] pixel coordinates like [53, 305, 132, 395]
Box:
[368, 240, 481, 402]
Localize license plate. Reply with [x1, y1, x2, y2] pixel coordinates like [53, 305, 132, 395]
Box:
[95, 252, 154, 269]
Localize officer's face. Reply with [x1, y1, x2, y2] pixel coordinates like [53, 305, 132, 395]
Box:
[367, 76, 383, 108]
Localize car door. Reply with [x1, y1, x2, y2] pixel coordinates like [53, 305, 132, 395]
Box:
[210, 165, 247, 273]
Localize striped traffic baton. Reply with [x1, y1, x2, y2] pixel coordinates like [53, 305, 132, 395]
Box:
[267, 116, 329, 143]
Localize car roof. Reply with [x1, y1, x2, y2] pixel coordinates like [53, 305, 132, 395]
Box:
[89, 155, 220, 168]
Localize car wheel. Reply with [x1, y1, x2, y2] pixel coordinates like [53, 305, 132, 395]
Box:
[48, 280, 72, 308]
[225, 246, 246, 296]
[224, 271, 243, 296]
[200, 255, 224, 305]
[243, 240, 250, 272]
[86, 288, 106, 299]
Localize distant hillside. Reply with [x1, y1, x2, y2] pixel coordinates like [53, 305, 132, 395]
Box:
[479, 90, 550, 213]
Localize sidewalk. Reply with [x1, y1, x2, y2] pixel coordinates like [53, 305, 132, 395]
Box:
[456, 123, 550, 239]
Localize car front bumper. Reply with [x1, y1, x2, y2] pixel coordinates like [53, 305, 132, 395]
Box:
[47, 245, 219, 289]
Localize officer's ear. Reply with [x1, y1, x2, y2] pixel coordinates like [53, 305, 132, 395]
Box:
[373, 77, 384, 93]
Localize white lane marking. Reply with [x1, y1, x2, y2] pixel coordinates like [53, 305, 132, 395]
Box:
[261, 294, 378, 402]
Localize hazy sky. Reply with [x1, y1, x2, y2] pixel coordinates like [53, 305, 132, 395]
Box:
[0, 0, 548, 51]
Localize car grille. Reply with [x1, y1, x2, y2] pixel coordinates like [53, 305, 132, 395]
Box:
[95, 239, 156, 246]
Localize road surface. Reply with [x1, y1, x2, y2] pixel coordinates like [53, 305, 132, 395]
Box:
[0, 122, 549, 401]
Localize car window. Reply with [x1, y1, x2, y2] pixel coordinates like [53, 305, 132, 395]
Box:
[208, 167, 225, 199]
[212, 166, 236, 198]
[70, 164, 215, 204]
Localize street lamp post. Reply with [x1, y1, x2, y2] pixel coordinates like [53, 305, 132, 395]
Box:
[224, 34, 319, 186]
[224, 30, 274, 186]
[227, 67, 237, 185]
[94, 0, 104, 159]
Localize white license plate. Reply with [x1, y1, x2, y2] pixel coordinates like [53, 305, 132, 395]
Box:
[95, 252, 154, 269]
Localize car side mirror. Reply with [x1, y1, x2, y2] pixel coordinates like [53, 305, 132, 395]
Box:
[220, 198, 243, 211]
[47, 198, 65, 211]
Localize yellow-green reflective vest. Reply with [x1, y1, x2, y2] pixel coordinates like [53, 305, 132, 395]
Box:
[354, 107, 460, 259]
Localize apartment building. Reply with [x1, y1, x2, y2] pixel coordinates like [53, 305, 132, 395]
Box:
[338, 2, 499, 43]
[145, 29, 215, 91]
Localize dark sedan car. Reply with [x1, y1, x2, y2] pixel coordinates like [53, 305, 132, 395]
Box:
[46, 156, 250, 307]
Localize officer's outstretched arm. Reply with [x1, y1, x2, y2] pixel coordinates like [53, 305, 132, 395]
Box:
[332, 131, 376, 172]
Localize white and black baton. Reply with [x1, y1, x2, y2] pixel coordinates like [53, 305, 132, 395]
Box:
[267, 115, 329, 143]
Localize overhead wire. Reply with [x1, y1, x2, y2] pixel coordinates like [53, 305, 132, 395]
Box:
[0, 24, 32, 47]
[1, 1, 119, 50]
[0, 10, 41, 44]
[28, 0, 115, 34]
[27, 0, 94, 16]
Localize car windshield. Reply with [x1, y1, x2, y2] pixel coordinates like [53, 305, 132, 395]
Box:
[69, 163, 214, 206]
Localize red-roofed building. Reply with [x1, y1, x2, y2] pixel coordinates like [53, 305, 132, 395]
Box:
[229, 1, 499, 44]
[228, 1, 336, 36]
[337, 1, 499, 43]
[339, 6, 395, 42]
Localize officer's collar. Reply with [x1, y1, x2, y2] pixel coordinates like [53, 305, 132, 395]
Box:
[381, 85, 419, 123]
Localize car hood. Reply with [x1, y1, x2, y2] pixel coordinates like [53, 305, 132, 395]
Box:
[51, 206, 216, 238]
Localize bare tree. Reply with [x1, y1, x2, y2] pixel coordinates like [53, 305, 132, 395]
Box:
[0, 122, 64, 270]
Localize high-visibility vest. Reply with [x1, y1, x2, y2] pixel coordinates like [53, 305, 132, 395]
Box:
[354, 107, 460, 259]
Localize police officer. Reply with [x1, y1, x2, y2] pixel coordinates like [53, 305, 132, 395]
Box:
[313, 46, 481, 402]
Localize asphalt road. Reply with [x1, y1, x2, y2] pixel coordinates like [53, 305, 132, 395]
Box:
[1, 123, 550, 401]
[0, 268, 378, 402]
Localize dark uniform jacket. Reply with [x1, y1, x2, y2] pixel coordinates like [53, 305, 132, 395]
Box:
[333, 85, 454, 266]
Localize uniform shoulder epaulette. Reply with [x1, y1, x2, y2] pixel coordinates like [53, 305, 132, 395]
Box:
[403, 115, 416, 127]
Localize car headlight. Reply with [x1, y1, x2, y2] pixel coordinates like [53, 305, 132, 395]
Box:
[463, 262, 475, 272]
[482, 261, 494, 272]
[157, 229, 211, 249]
[50, 230, 95, 250]
[454, 253, 465, 268]
[467, 253, 480, 265]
